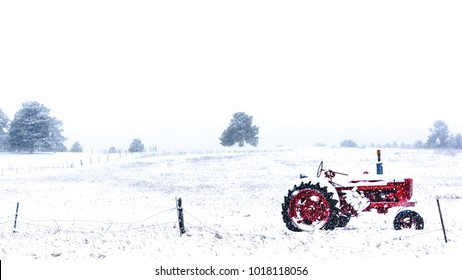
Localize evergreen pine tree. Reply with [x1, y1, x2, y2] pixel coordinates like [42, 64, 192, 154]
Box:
[6, 101, 66, 153]
[0, 109, 10, 151]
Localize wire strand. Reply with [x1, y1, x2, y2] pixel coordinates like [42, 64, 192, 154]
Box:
[16, 207, 176, 226]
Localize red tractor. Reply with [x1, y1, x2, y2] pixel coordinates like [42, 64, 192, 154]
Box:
[281, 159, 424, 231]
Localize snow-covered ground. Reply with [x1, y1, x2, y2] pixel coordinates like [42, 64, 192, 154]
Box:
[1, 147, 461, 279]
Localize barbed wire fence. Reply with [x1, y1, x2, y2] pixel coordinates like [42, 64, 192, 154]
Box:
[1, 156, 110, 177]
[0, 148, 228, 177]
[0, 198, 276, 240]
[0, 150, 168, 177]
[0, 198, 462, 243]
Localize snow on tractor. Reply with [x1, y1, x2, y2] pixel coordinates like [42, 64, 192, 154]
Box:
[281, 151, 424, 231]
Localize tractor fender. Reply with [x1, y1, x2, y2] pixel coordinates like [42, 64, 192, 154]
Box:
[290, 177, 340, 208]
[317, 178, 340, 207]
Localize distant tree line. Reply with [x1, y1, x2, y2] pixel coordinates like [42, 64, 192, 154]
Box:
[216, 112, 462, 150]
[339, 120, 462, 150]
[1, 103, 459, 153]
[0, 101, 147, 154]
[217, 112, 462, 151]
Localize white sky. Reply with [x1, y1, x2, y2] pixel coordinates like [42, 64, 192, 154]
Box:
[1, 1, 461, 152]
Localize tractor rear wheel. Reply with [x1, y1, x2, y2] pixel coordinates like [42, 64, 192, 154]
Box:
[282, 181, 339, 231]
[393, 210, 424, 230]
[336, 214, 351, 228]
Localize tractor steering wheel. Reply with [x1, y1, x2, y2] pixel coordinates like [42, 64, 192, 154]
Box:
[317, 161, 324, 178]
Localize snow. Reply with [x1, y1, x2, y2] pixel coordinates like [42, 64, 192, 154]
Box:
[1, 147, 461, 279]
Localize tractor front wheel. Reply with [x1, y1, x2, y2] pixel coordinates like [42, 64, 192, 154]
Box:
[393, 210, 424, 230]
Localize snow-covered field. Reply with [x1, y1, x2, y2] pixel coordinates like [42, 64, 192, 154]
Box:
[1, 147, 461, 279]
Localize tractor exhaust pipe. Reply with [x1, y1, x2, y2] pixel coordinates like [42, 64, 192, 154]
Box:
[376, 149, 383, 175]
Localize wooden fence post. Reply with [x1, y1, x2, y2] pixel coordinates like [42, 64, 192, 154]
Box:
[13, 202, 20, 233]
[176, 197, 186, 236]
